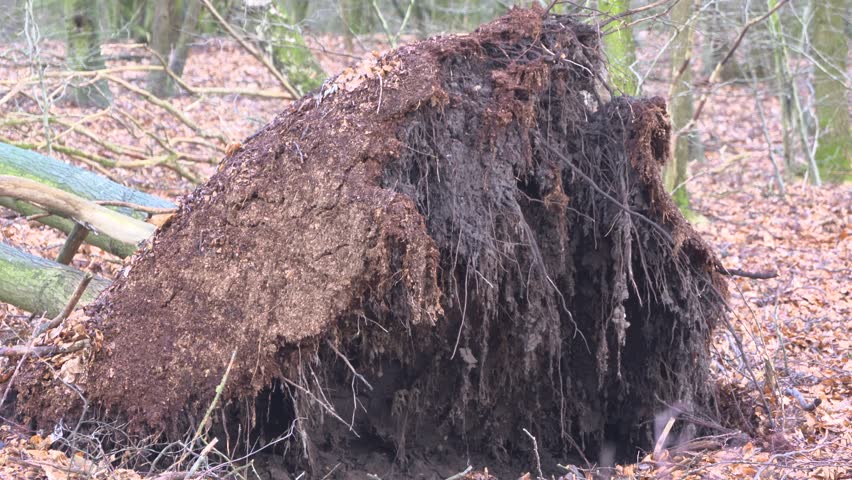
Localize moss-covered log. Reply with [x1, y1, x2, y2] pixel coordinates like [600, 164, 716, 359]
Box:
[0, 242, 110, 317]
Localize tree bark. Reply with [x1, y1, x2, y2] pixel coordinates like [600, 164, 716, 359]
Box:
[811, 0, 851, 182]
[599, 0, 639, 95]
[0, 143, 174, 214]
[0, 242, 110, 317]
[265, 1, 326, 96]
[768, 0, 795, 171]
[65, 0, 112, 107]
[664, 0, 695, 210]
[0, 176, 155, 245]
[167, 0, 203, 83]
[147, 0, 186, 97]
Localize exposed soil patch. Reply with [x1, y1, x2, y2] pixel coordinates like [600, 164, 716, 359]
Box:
[19, 7, 728, 478]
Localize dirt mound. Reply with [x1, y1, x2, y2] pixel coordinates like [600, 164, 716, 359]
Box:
[20, 7, 728, 477]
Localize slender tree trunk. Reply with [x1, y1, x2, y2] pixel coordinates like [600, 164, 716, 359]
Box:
[664, 0, 695, 210]
[0, 242, 110, 317]
[700, 1, 741, 81]
[287, 0, 310, 22]
[811, 0, 851, 181]
[599, 0, 639, 95]
[164, 0, 203, 96]
[147, 0, 188, 98]
[767, 0, 795, 172]
[65, 0, 112, 107]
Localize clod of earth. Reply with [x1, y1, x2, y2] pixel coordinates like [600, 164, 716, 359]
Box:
[19, 7, 729, 478]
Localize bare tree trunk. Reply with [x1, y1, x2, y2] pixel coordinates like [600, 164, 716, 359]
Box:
[65, 0, 112, 107]
[768, 0, 795, 171]
[166, 0, 203, 93]
[700, 1, 742, 81]
[147, 0, 187, 98]
[599, 0, 639, 95]
[664, 0, 695, 210]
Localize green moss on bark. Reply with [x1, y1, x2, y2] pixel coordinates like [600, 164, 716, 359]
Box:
[599, 0, 639, 95]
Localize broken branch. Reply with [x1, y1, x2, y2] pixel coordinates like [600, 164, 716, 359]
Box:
[34, 273, 92, 337]
[0, 339, 91, 358]
[784, 387, 821, 412]
[717, 267, 778, 280]
[0, 175, 155, 244]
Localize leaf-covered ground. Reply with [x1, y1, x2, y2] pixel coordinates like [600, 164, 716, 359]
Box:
[0, 31, 849, 479]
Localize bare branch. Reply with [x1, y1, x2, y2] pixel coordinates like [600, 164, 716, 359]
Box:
[198, 0, 299, 98]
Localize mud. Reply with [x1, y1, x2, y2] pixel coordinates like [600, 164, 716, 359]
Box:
[19, 7, 728, 478]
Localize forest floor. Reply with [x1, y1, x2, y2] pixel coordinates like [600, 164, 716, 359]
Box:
[0, 28, 850, 480]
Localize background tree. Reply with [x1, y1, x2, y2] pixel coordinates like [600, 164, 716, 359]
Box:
[599, 0, 639, 95]
[810, 0, 850, 182]
[664, 0, 696, 211]
[65, 0, 112, 107]
[146, 0, 204, 97]
[262, 1, 326, 95]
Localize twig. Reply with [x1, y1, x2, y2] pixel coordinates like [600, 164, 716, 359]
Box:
[198, 0, 299, 98]
[675, 0, 791, 138]
[281, 375, 359, 437]
[445, 466, 473, 480]
[325, 340, 373, 391]
[717, 267, 778, 280]
[145, 47, 291, 99]
[0, 315, 42, 407]
[0, 339, 91, 358]
[192, 350, 236, 443]
[171, 349, 237, 472]
[25, 212, 51, 221]
[784, 387, 821, 412]
[523, 428, 544, 480]
[94, 200, 177, 215]
[653, 416, 677, 458]
[184, 437, 219, 479]
[102, 74, 226, 143]
[34, 273, 92, 337]
[598, 0, 674, 26]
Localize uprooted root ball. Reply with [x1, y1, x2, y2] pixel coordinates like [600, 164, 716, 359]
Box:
[20, 7, 727, 478]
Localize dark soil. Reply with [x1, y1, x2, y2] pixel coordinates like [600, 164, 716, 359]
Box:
[19, 7, 728, 479]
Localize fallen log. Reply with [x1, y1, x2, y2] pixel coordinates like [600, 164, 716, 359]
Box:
[0, 142, 174, 257]
[18, 8, 728, 478]
[0, 176, 156, 245]
[0, 242, 110, 317]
